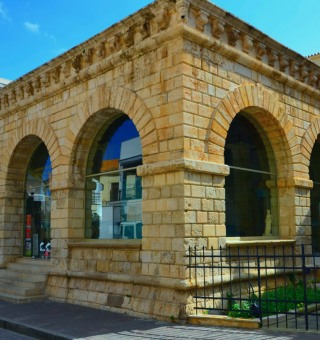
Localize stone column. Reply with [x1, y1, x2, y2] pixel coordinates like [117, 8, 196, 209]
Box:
[46, 185, 85, 301]
[0, 188, 24, 267]
[137, 159, 229, 283]
[50, 186, 85, 270]
[277, 177, 313, 253]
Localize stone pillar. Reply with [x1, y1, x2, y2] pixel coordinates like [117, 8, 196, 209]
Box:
[0, 188, 24, 267]
[138, 159, 229, 282]
[50, 186, 85, 271]
[277, 177, 313, 253]
[47, 185, 85, 302]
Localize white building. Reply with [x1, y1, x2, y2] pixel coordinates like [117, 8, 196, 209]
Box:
[0, 78, 11, 89]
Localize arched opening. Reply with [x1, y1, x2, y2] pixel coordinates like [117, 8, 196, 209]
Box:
[24, 142, 52, 257]
[85, 114, 142, 239]
[224, 112, 279, 237]
[310, 138, 320, 252]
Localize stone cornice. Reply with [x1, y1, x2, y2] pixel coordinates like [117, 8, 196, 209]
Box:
[181, 24, 320, 100]
[1, 0, 320, 116]
[0, 0, 177, 116]
[184, 0, 320, 93]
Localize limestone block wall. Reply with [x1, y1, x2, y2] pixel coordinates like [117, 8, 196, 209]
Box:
[47, 274, 192, 320]
[46, 241, 193, 320]
[67, 243, 142, 275]
[47, 242, 142, 312]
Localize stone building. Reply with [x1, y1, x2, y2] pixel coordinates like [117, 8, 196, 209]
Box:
[0, 0, 320, 321]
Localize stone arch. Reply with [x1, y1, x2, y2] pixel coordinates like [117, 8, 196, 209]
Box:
[1, 118, 61, 183]
[0, 119, 60, 263]
[208, 83, 299, 179]
[301, 118, 320, 173]
[65, 85, 157, 184]
[304, 118, 320, 251]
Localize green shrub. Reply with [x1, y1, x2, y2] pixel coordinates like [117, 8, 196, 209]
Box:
[260, 282, 320, 316]
[228, 300, 253, 318]
[227, 283, 320, 319]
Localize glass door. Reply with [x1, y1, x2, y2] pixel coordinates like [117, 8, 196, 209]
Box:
[24, 143, 52, 258]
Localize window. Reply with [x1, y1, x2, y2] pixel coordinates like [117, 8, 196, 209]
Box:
[224, 113, 278, 237]
[310, 139, 320, 252]
[86, 115, 142, 239]
[25, 143, 52, 257]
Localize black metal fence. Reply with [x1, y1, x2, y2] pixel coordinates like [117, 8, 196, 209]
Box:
[187, 244, 320, 331]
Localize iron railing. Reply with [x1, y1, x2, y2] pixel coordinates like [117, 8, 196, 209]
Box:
[187, 244, 320, 331]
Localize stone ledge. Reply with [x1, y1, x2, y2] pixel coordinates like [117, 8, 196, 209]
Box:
[67, 239, 142, 249]
[277, 177, 313, 189]
[188, 315, 261, 329]
[49, 270, 193, 290]
[226, 238, 296, 247]
[137, 159, 229, 176]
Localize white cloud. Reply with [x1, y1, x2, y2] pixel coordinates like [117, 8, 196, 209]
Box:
[24, 21, 40, 33]
[0, 2, 10, 21]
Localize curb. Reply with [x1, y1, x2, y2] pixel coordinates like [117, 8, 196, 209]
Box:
[188, 315, 261, 329]
[0, 317, 71, 340]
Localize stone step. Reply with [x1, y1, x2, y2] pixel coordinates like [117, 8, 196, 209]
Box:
[7, 262, 52, 274]
[0, 257, 51, 304]
[0, 269, 47, 282]
[0, 292, 47, 304]
[15, 257, 52, 266]
[2, 268, 49, 280]
[0, 282, 43, 297]
[0, 274, 46, 289]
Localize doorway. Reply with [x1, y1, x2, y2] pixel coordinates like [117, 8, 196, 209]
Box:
[24, 143, 52, 257]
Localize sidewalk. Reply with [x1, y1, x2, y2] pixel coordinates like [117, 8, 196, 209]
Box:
[0, 299, 319, 339]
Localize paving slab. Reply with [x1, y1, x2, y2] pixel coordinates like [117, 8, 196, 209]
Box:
[0, 300, 319, 339]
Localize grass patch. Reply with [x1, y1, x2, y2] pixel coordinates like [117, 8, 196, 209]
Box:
[227, 282, 320, 319]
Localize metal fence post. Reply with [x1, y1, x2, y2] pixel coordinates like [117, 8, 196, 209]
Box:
[194, 246, 198, 315]
[302, 244, 309, 331]
[257, 254, 263, 325]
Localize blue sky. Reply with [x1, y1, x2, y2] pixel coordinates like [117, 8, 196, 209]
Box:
[1, 0, 319, 81]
